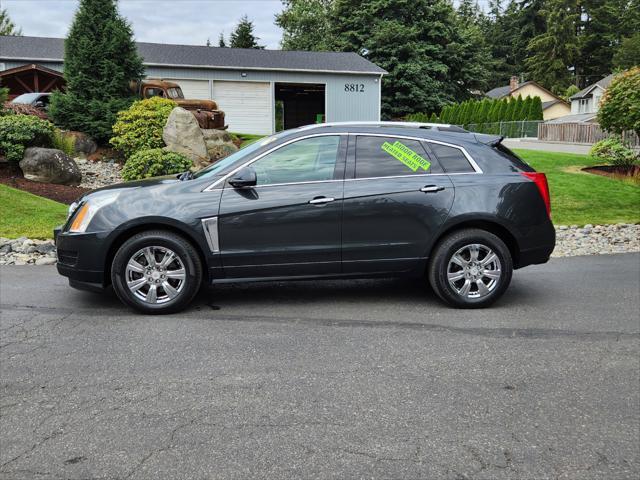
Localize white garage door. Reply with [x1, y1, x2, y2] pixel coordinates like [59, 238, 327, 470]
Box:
[164, 79, 210, 100]
[213, 81, 272, 135]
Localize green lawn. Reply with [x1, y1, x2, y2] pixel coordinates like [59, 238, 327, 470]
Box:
[516, 149, 640, 226]
[0, 184, 68, 239]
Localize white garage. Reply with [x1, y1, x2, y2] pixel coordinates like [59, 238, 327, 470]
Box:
[213, 81, 272, 136]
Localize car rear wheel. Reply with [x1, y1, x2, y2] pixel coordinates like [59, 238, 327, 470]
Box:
[428, 228, 513, 308]
[111, 230, 202, 314]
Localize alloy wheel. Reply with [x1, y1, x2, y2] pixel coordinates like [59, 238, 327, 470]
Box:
[447, 243, 502, 299]
[125, 246, 186, 304]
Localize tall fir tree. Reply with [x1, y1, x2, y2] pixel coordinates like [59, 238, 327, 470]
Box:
[49, 0, 144, 143]
[526, 0, 579, 93]
[0, 7, 21, 35]
[229, 15, 264, 49]
[218, 32, 227, 47]
[276, 0, 333, 51]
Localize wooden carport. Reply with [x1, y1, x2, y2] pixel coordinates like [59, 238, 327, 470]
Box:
[0, 63, 66, 100]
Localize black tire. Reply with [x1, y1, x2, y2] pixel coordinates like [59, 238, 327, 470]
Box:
[428, 228, 513, 309]
[111, 230, 203, 314]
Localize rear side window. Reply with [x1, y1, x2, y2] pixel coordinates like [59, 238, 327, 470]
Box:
[355, 136, 442, 178]
[429, 143, 475, 173]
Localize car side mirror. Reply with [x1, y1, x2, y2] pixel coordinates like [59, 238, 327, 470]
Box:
[229, 167, 257, 188]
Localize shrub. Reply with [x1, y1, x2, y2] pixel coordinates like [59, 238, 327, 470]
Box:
[110, 97, 176, 157]
[52, 130, 76, 157]
[598, 67, 640, 138]
[590, 137, 639, 168]
[0, 114, 56, 162]
[121, 148, 192, 181]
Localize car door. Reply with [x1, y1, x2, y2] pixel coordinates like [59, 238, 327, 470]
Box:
[218, 134, 346, 279]
[341, 134, 455, 274]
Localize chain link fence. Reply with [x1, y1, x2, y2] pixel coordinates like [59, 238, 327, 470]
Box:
[459, 121, 543, 138]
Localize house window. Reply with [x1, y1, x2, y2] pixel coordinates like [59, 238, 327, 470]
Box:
[579, 99, 590, 113]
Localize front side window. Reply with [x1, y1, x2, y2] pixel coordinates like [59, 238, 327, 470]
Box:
[144, 88, 165, 98]
[355, 136, 439, 178]
[168, 87, 184, 99]
[428, 143, 475, 173]
[250, 136, 340, 186]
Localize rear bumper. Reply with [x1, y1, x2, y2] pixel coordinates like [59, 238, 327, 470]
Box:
[515, 243, 554, 268]
[54, 226, 109, 292]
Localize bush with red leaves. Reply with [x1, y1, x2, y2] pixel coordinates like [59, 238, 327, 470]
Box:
[2, 102, 49, 120]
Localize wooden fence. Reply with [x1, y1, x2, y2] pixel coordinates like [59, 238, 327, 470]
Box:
[538, 123, 640, 147]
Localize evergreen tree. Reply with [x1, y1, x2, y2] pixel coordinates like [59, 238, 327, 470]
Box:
[612, 32, 640, 70]
[218, 32, 227, 47]
[429, 112, 439, 123]
[529, 96, 544, 120]
[526, 0, 579, 92]
[522, 96, 534, 120]
[276, 0, 333, 51]
[49, 0, 144, 143]
[513, 95, 525, 120]
[440, 105, 451, 123]
[329, 0, 489, 118]
[577, 0, 639, 88]
[230, 15, 264, 49]
[0, 7, 21, 35]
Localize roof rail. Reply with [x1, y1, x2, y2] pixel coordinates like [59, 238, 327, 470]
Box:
[297, 121, 454, 131]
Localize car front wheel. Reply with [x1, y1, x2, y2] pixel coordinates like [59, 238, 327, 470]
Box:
[428, 228, 513, 308]
[111, 230, 203, 314]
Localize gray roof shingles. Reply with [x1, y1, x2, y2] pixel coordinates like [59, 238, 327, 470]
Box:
[485, 85, 511, 99]
[0, 35, 386, 75]
[569, 73, 615, 100]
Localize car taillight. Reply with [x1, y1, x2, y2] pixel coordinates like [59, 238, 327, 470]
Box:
[521, 172, 551, 217]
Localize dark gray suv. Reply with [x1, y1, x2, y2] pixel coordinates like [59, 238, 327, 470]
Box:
[55, 122, 555, 313]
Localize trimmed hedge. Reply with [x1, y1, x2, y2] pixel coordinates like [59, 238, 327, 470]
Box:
[121, 148, 193, 181]
[0, 114, 56, 162]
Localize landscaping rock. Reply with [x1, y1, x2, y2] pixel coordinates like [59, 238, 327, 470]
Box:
[202, 129, 239, 161]
[75, 157, 123, 189]
[162, 107, 209, 169]
[0, 237, 57, 266]
[20, 147, 82, 185]
[552, 224, 640, 257]
[65, 131, 98, 157]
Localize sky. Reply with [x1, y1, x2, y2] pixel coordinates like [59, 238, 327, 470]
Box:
[2, 0, 286, 49]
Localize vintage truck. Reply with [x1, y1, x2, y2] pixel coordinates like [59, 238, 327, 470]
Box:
[132, 79, 226, 130]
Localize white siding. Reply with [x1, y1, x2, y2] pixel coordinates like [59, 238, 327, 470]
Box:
[213, 81, 272, 135]
[163, 78, 210, 99]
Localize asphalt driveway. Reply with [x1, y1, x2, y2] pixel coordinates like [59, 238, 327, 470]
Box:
[1, 253, 639, 479]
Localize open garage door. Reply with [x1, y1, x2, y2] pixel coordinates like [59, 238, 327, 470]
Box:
[213, 81, 272, 135]
[163, 79, 210, 100]
[275, 83, 325, 130]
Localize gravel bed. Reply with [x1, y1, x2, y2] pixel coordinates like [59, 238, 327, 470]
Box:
[1, 225, 637, 266]
[76, 158, 123, 189]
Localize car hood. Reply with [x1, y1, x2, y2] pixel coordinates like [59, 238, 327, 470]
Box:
[77, 174, 182, 201]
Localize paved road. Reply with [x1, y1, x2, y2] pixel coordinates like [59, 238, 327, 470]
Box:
[503, 139, 592, 155]
[1, 254, 639, 479]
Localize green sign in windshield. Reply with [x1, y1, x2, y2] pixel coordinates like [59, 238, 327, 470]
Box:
[381, 141, 431, 172]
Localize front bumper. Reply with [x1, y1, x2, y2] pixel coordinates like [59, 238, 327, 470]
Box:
[54, 226, 109, 292]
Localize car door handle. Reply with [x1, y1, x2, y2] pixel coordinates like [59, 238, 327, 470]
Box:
[309, 196, 335, 204]
[420, 185, 445, 193]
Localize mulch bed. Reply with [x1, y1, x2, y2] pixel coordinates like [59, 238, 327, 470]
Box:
[582, 165, 640, 183]
[0, 163, 89, 204]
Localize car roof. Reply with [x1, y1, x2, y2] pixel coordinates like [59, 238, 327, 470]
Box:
[290, 122, 488, 147]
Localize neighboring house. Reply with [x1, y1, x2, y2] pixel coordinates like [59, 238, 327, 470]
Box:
[569, 73, 614, 116]
[545, 74, 615, 124]
[0, 35, 386, 135]
[485, 76, 570, 121]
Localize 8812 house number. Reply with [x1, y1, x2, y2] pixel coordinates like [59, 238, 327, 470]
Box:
[345, 83, 365, 92]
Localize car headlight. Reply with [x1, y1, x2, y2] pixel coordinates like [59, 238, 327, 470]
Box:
[68, 191, 120, 233]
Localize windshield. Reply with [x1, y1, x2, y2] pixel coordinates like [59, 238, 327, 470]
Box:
[193, 134, 284, 179]
[11, 93, 42, 104]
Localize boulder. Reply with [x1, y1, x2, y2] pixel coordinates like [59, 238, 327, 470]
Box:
[64, 131, 98, 157]
[202, 129, 239, 161]
[19, 147, 82, 185]
[162, 107, 209, 169]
